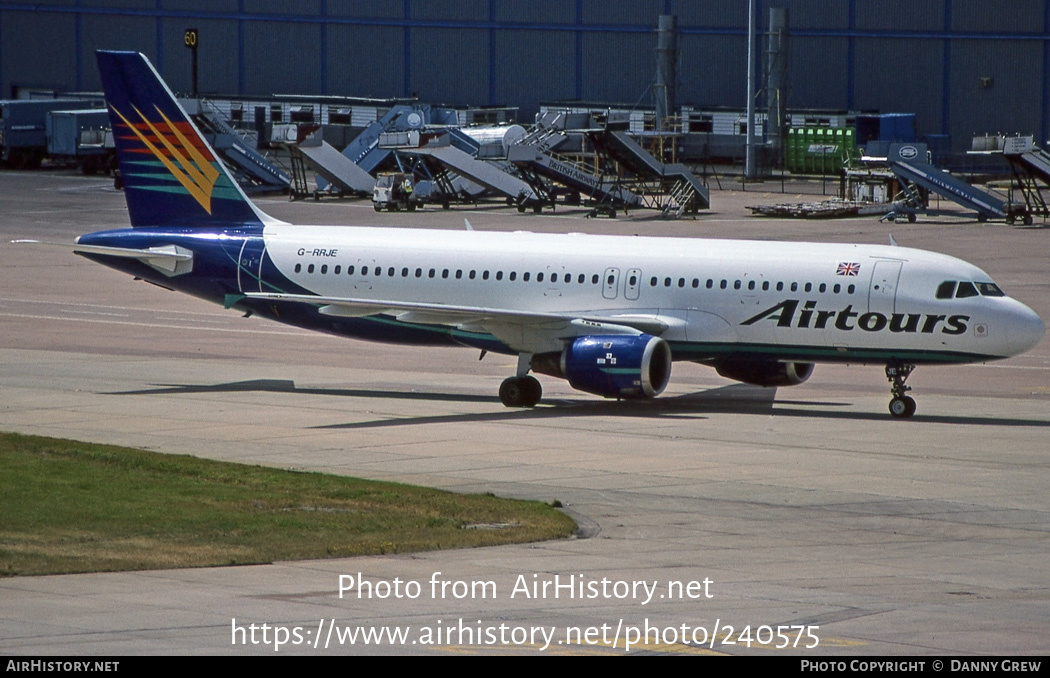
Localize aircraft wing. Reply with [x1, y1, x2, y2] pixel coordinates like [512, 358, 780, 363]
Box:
[243, 291, 674, 353]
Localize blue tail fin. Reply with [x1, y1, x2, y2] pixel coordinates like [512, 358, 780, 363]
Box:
[96, 51, 269, 229]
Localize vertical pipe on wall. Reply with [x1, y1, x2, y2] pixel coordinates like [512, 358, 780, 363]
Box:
[74, 0, 83, 90]
[237, 0, 245, 94]
[575, 0, 583, 101]
[155, 0, 163, 76]
[941, 0, 952, 138]
[488, 0, 496, 106]
[766, 7, 787, 165]
[846, 0, 855, 110]
[654, 14, 677, 130]
[1042, 1, 1049, 146]
[319, 0, 327, 95]
[403, 0, 412, 98]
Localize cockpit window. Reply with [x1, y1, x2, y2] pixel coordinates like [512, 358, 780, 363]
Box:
[937, 280, 1006, 300]
[936, 281, 956, 299]
[977, 282, 1005, 297]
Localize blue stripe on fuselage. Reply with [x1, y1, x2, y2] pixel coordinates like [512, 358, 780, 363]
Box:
[74, 227, 474, 349]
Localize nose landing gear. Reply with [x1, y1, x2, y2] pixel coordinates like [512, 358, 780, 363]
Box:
[886, 362, 917, 418]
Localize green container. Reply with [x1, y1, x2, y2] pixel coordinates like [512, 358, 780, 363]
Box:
[786, 127, 800, 172]
[785, 124, 859, 174]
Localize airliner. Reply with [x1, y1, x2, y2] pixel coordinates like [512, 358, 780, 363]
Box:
[57, 52, 1046, 418]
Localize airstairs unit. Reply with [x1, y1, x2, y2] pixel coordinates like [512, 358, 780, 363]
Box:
[383, 130, 547, 211]
[1001, 136, 1050, 224]
[272, 123, 375, 199]
[508, 112, 708, 218]
[884, 143, 1015, 223]
[597, 128, 710, 213]
[183, 99, 291, 193]
[507, 143, 642, 215]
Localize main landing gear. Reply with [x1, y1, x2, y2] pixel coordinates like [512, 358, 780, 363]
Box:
[499, 353, 542, 408]
[499, 375, 542, 408]
[886, 362, 917, 418]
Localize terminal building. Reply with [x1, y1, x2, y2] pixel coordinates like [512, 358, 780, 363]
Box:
[0, 0, 1048, 162]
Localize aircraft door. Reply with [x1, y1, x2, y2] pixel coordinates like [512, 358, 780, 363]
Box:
[625, 268, 642, 300]
[602, 267, 620, 300]
[868, 260, 902, 315]
[237, 237, 266, 293]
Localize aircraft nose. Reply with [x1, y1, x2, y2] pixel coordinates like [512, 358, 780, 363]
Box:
[1007, 302, 1045, 356]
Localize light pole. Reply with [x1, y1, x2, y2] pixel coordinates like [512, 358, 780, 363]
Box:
[745, 0, 757, 180]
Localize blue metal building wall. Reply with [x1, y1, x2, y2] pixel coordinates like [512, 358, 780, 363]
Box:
[0, 0, 1048, 153]
[327, 0, 404, 100]
[0, 7, 77, 94]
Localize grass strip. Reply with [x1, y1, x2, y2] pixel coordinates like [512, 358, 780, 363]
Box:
[0, 432, 576, 576]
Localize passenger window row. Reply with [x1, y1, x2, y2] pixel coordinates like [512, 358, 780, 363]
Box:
[291, 262, 858, 296]
[293, 262, 603, 285]
[649, 276, 856, 295]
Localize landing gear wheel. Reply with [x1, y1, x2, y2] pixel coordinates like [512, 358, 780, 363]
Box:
[499, 375, 542, 408]
[885, 362, 917, 419]
[889, 395, 917, 418]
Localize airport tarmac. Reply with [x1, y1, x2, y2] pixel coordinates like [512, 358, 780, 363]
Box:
[1, 171, 1048, 655]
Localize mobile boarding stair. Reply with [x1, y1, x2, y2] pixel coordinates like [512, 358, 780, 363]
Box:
[507, 114, 643, 217]
[593, 126, 710, 217]
[1001, 135, 1050, 225]
[508, 142, 642, 216]
[508, 112, 704, 218]
[884, 142, 1020, 223]
[383, 130, 548, 211]
[272, 123, 376, 199]
[338, 105, 419, 175]
[184, 99, 291, 193]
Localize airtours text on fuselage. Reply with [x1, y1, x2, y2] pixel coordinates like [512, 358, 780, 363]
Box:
[741, 299, 969, 336]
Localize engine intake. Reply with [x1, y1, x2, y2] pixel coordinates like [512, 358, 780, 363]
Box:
[534, 334, 672, 399]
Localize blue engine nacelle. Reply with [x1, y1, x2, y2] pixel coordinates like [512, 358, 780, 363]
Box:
[535, 334, 672, 399]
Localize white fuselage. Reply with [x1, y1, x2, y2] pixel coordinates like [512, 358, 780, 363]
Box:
[259, 224, 1043, 364]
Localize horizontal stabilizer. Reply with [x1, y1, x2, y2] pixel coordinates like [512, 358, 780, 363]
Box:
[76, 243, 193, 276]
[14, 238, 194, 276]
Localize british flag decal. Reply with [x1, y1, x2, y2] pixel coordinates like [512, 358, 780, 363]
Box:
[836, 262, 861, 276]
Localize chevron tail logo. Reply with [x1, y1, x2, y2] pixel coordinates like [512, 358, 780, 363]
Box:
[111, 103, 220, 214]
